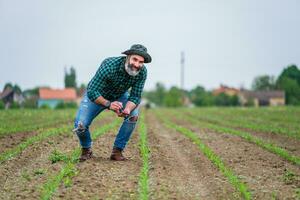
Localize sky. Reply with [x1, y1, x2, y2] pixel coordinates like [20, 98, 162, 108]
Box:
[0, 0, 299, 91]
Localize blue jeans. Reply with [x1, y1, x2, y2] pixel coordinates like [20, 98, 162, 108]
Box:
[73, 91, 139, 150]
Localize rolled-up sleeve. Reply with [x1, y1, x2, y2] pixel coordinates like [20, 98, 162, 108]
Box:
[128, 69, 147, 105]
[87, 59, 111, 101]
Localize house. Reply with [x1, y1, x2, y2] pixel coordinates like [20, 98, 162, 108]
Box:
[0, 87, 24, 109]
[212, 84, 240, 96]
[239, 90, 285, 107]
[38, 88, 77, 108]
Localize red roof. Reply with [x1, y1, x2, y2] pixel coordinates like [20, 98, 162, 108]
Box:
[212, 84, 240, 96]
[39, 88, 77, 100]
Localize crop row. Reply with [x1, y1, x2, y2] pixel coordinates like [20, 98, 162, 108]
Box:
[184, 108, 300, 140]
[0, 109, 77, 136]
[0, 124, 72, 164]
[168, 109, 300, 166]
[137, 112, 150, 200]
[154, 110, 252, 200]
[40, 118, 121, 200]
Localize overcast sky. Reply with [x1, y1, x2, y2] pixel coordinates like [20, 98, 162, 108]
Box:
[1, 0, 299, 91]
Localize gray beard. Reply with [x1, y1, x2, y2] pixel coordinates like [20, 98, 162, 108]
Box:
[125, 62, 140, 76]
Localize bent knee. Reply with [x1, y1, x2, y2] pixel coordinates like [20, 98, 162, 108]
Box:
[73, 121, 87, 135]
[128, 115, 138, 122]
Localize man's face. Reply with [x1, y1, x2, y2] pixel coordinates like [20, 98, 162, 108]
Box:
[128, 55, 144, 70]
[125, 55, 144, 76]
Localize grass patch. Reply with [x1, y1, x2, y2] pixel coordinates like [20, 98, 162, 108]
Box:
[34, 168, 47, 176]
[138, 112, 150, 200]
[49, 149, 68, 164]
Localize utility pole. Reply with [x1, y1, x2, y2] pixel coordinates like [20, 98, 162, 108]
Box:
[180, 51, 185, 90]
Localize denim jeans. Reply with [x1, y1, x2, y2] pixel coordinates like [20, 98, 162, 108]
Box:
[73, 91, 139, 150]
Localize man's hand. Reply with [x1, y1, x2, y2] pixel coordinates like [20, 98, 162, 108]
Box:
[117, 107, 130, 117]
[109, 101, 123, 114]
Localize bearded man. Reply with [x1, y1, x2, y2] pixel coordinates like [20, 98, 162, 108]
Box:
[73, 44, 151, 162]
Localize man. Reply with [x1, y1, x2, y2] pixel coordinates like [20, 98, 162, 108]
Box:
[73, 44, 151, 162]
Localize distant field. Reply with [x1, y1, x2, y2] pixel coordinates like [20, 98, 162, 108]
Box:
[0, 107, 299, 199]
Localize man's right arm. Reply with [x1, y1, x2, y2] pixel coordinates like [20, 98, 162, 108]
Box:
[86, 59, 110, 103]
[86, 59, 122, 112]
[94, 96, 123, 113]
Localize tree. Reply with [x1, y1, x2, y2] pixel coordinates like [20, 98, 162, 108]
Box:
[277, 77, 300, 105]
[276, 65, 300, 105]
[164, 86, 183, 107]
[2, 83, 22, 94]
[277, 64, 300, 86]
[154, 82, 166, 106]
[13, 84, 22, 94]
[143, 82, 166, 106]
[23, 87, 39, 98]
[3, 82, 13, 91]
[189, 85, 214, 106]
[214, 93, 239, 106]
[251, 75, 276, 91]
[64, 66, 77, 88]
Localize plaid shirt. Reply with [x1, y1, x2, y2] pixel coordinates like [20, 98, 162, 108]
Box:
[87, 56, 147, 105]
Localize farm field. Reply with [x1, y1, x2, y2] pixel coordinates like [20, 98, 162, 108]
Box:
[0, 107, 299, 199]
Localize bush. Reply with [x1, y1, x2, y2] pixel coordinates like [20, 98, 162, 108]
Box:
[40, 104, 51, 109]
[23, 98, 38, 109]
[10, 102, 20, 109]
[0, 101, 4, 109]
[64, 102, 78, 108]
[55, 102, 77, 109]
[245, 98, 255, 107]
[55, 102, 65, 109]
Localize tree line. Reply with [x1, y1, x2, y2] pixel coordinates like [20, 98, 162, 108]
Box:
[1, 64, 300, 109]
[144, 64, 300, 107]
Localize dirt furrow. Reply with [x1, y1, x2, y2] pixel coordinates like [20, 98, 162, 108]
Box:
[170, 115, 300, 199]
[0, 132, 74, 199]
[232, 127, 300, 157]
[0, 116, 113, 200]
[0, 120, 73, 154]
[146, 112, 237, 200]
[185, 112, 300, 157]
[53, 122, 142, 200]
[0, 131, 40, 154]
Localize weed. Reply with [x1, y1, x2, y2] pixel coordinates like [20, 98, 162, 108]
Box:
[21, 170, 31, 181]
[48, 149, 68, 164]
[34, 168, 47, 176]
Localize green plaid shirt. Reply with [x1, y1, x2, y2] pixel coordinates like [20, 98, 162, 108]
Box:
[87, 56, 147, 105]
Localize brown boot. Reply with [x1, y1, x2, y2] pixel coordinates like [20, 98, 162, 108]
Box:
[79, 147, 93, 162]
[110, 147, 126, 161]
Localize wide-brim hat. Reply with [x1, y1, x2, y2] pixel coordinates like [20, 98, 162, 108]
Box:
[122, 44, 152, 63]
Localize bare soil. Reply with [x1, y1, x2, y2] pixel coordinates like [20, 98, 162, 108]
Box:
[0, 115, 114, 199]
[170, 114, 300, 199]
[0, 110, 299, 199]
[0, 120, 73, 154]
[146, 112, 238, 200]
[186, 113, 300, 157]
